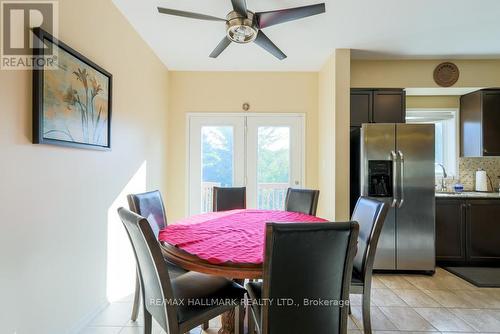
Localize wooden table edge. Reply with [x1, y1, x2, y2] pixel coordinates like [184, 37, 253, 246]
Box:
[160, 242, 263, 280]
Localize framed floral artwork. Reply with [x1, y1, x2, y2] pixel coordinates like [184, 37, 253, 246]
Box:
[32, 28, 112, 150]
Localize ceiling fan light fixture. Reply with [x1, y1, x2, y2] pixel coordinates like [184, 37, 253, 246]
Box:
[227, 24, 257, 43]
[225, 11, 257, 44]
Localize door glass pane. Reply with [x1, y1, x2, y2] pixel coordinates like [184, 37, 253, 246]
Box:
[257, 126, 290, 210]
[201, 126, 233, 212]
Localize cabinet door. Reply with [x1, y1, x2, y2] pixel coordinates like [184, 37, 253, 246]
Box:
[350, 90, 372, 126]
[435, 199, 466, 262]
[460, 92, 482, 157]
[467, 200, 500, 262]
[373, 90, 406, 123]
[482, 91, 500, 156]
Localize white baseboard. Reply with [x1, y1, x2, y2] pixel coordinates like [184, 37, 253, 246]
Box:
[67, 299, 109, 334]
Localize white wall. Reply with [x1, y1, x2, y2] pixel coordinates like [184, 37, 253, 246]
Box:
[0, 1, 169, 333]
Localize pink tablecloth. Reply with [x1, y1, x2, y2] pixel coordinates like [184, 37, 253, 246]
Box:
[159, 209, 327, 265]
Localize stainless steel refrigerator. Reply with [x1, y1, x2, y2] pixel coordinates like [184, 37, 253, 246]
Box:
[360, 123, 435, 272]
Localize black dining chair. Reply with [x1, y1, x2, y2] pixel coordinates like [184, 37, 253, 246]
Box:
[349, 197, 389, 334]
[246, 221, 359, 334]
[213, 186, 246, 212]
[127, 191, 188, 322]
[284, 188, 320, 216]
[118, 207, 247, 334]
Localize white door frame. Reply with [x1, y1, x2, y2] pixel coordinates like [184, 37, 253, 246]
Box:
[186, 113, 306, 215]
[246, 115, 305, 209]
[187, 115, 245, 215]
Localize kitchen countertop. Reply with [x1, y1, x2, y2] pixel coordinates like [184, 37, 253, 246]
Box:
[436, 191, 500, 199]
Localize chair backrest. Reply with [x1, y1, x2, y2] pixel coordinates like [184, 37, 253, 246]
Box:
[284, 188, 320, 216]
[117, 208, 178, 333]
[212, 187, 246, 212]
[261, 222, 359, 334]
[127, 190, 167, 238]
[351, 197, 389, 282]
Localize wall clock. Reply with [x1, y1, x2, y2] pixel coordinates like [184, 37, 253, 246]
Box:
[434, 62, 460, 87]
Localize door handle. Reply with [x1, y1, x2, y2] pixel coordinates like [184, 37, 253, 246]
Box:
[461, 203, 468, 218]
[397, 150, 405, 208]
[390, 150, 398, 207]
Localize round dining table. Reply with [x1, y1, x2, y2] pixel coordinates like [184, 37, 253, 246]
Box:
[158, 209, 327, 334]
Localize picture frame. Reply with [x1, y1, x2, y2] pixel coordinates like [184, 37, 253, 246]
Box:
[32, 27, 112, 150]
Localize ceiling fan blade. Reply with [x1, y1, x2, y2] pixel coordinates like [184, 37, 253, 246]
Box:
[256, 3, 325, 28]
[209, 36, 232, 58]
[254, 31, 287, 60]
[157, 7, 226, 22]
[231, 0, 248, 16]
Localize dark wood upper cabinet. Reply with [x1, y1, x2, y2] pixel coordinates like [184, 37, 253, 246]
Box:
[482, 91, 500, 155]
[460, 89, 500, 157]
[351, 89, 406, 126]
[350, 90, 372, 126]
[372, 90, 406, 123]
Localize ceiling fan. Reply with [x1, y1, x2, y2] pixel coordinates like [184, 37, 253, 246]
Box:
[157, 0, 326, 60]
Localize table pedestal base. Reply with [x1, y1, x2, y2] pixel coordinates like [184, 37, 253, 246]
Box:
[218, 280, 245, 334]
[219, 308, 236, 334]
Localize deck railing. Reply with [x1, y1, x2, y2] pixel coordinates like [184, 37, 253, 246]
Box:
[201, 181, 220, 213]
[257, 182, 289, 210]
[201, 182, 289, 212]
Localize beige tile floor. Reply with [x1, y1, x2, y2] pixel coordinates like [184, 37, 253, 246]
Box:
[81, 268, 500, 334]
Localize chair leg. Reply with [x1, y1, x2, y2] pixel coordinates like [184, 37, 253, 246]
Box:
[247, 308, 255, 334]
[202, 321, 209, 330]
[362, 291, 372, 334]
[348, 303, 352, 315]
[234, 305, 244, 334]
[131, 269, 141, 321]
[246, 301, 255, 334]
[144, 308, 152, 334]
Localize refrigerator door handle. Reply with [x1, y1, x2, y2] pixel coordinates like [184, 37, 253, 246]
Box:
[390, 150, 398, 207]
[397, 150, 405, 208]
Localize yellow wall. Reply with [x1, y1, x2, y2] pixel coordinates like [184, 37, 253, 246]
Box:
[406, 95, 460, 109]
[351, 59, 500, 88]
[317, 55, 335, 219]
[167, 71, 318, 221]
[317, 50, 351, 220]
[333, 50, 351, 221]
[0, 1, 169, 333]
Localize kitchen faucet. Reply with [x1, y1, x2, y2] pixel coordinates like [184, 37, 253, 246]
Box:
[436, 163, 448, 191]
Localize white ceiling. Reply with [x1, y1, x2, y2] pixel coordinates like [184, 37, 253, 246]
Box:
[112, 0, 500, 71]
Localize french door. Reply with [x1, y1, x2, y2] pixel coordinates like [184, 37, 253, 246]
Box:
[188, 114, 304, 215]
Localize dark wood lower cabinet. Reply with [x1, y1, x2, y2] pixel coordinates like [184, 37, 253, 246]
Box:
[436, 198, 500, 266]
[436, 199, 466, 263]
[467, 200, 500, 263]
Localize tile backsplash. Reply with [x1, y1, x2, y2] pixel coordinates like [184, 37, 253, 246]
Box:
[459, 157, 500, 191]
